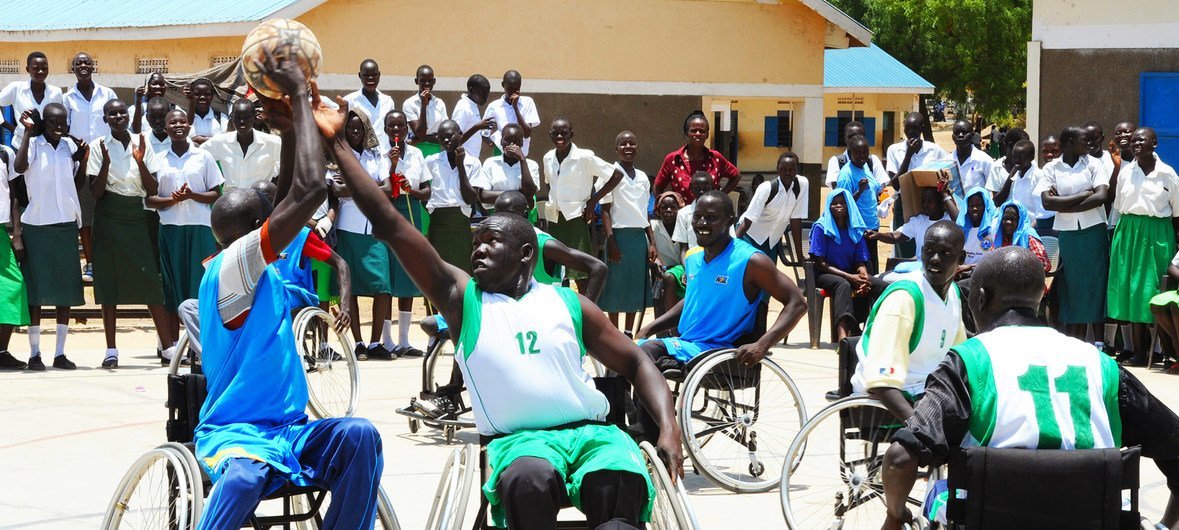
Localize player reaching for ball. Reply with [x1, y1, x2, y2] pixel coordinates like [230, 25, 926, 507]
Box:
[192, 38, 384, 529]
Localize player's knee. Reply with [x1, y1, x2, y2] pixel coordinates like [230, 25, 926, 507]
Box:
[336, 418, 383, 454]
[218, 459, 270, 497]
[420, 315, 438, 334]
[884, 442, 914, 471]
[499, 457, 562, 498]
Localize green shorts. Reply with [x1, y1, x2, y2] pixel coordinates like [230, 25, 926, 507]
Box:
[665, 265, 687, 299]
[484, 423, 654, 527]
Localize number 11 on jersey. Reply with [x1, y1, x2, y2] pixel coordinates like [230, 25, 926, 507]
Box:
[515, 331, 541, 355]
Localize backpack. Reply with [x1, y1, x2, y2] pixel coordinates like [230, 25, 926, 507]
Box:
[762, 177, 801, 208]
[836, 153, 875, 173]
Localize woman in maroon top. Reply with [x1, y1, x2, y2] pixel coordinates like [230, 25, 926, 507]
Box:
[655, 110, 741, 202]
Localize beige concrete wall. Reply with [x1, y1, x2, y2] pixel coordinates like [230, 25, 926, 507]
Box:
[0, 37, 242, 76]
[1032, 0, 1179, 49]
[820, 92, 918, 165]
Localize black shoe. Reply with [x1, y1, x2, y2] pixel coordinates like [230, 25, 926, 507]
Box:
[27, 355, 45, 371]
[367, 344, 396, 360]
[0, 350, 27, 370]
[354, 343, 369, 361]
[53, 355, 77, 370]
[400, 346, 425, 358]
[1121, 353, 1149, 367]
[101, 357, 118, 369]
[1115, 349, 1135, 363]
[156, 348, 163, 359]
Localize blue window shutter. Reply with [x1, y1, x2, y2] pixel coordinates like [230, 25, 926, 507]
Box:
[764, 116, 778, 147]
[862, 117, 877, 146]
[825, 117, 840, 147]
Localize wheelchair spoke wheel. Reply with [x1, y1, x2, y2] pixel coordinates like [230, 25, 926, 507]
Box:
[678, 350, 806, 493]
[781, 397, 921, 530]
[296, 308, 360, 419]
[101, 448, 193, 530]
[169, 332, 200, 376]
[376, 485, 402, 530]
[426, 444, 477, 530]
[640, 441, 700, 530]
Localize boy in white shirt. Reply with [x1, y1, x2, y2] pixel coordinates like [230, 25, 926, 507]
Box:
[65, 52, 118, 284]
[471, 124, 538, 211]
[200, 99, 282, 190]
[424, 120, 480, 273]
[402, 65, 448, 157]
[866, 185, 958, 275]
[736, 151, 808, 263]
[671, 172, 715, 253]
[12, 104, 84, 370]
[343, 59, 396, 152]
[483, 70, 540, 156]
[987, 139, 1051, 229]
[132, 72, 170, 135]
[451, 74, 494, 159]
[0, 52, 64, 149]
[184, 78, 227, 145]
[824, 121, 886, 188]
[600, 131, 656, 336]
[885, 112, 950, 258]
[951, 120, 996, 191]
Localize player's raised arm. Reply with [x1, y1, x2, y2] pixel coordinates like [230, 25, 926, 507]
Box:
[329, 110, 469, 318]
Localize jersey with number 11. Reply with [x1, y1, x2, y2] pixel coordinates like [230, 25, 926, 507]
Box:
[955, 326, 1122, 450]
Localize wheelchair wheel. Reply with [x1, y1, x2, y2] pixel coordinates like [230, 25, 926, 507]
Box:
[376, 485, 402, 530]
[157, 442, 204, 526]
[678, 349, 806, 493]
[169, 332, 199, 376]
[780, 397, 921, 530]
[101, 447, 197, 529]
[294, 308, 360, 419]
[639, 441, 700, 530]
[426, 444, 477, 530]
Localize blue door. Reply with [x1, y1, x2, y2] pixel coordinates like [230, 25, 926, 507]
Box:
[1141, 73, 1179, 164]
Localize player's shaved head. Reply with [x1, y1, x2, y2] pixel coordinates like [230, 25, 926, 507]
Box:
[494, 191, 530, 217]
[969, 247, 1046, 330]
[251, 180, 278, 206]
[211, 187, 271, 248]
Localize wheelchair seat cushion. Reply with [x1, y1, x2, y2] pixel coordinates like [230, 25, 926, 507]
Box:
[483, 422, 655, 528]
[641, 337, 729, 364]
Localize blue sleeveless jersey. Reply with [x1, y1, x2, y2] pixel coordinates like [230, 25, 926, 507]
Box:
[274, 226, 319, 308]
[194, 251, 311, 484]
[678, 238, 764, 348]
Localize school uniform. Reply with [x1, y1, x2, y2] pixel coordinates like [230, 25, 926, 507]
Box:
[482, 95, 541, 155]
[953, 146, 996, 191]
[383, 143, 429, 298]
[1090, 151, 1119, 227]
[958, 187, 998, 266]
[334, 148, 395, 296]
[401, 94, 448, 156]
[672, 202, 698, 249]
[470, 155, 540, 210]
[343, 90, 396, 152]
[146, 129, 172, 154]
[187, 109, 228, 139]
[0, 80, 64, 147]
[88, 134, 166, 307]
[1107, 154, 1179, 324]
[425, 151, 481, 272]
[599, 164, 651, 313]
[825, 151, 887, 187]
[1034, 155, 1110, 324]
[19, 136, 84, 307]
[885, 139, 949, 257]
[65, 81, 119, 229]
[542, 144, 615, 267]
[451, 93, 485, 159]
[835, 161, 885, 272]
[199, 130, 282, 190]
[984, 163, 1052, 228]
[155, 146, 223, 312]
[0, 154, 29, 326]
[740, 176, 809, 261]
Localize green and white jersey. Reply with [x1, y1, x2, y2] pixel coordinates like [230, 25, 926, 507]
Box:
[533, 227, 564, 285]
[456, 279, 608, 436]
[956, 326, 1122, 450]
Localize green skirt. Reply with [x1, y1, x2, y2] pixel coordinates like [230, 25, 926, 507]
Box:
[391, 196, 424, 297]
[548, 214, 591, 280]
[0, 226, 29, 325]
[93, 193, 165, 305]
[1056, 224, 1109, 324]
[427, 207, 472, 273]
[21, 222, 84, 307]
[158, 224, 218, 312]
[599, 228, 650, 312]
[1107, 214, 1176, 323]
[311, 259, 340, 304]
[1151, 290, 1179, 307]
[336, 229, 393, 296]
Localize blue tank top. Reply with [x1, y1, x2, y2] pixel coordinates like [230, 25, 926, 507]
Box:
[194, 251, 309, 483]
[274, 226, 319, 308]
[678, 238, 763, 346]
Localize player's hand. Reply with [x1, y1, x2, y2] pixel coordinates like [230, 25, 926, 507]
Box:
[389, 143, 402, 162]
[735, 342, 768, 366]
[881, 507, 914, 530]
[905, 136, 921, 155]
[606, 237, 622, 264]
[314, 216, 332, 238]
[253, 41, 308, 97]
[332, 304, 351, 334]
[309, 82, 346, 139]
[656, 430, 685, 483]
[131, 135, 147, 163]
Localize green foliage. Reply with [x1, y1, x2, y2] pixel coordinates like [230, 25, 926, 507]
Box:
[830, 0, 1031, 122]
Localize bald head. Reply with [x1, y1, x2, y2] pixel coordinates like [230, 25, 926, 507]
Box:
[211, 187, 271, 247]
[969, 247, 1046, 330]
[494, 190, 530, 217]
[251, 180, 278, 206]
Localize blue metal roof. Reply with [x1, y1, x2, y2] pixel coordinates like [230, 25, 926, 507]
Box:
[0, 0, 302, 31]
[824, 44, 934, 91]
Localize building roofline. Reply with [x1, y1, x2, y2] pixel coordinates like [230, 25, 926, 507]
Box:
[824, 86, 935, 95]
[792, 0, 873, 47]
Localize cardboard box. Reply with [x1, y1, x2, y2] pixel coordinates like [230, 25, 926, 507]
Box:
[898, 159, 962, 222]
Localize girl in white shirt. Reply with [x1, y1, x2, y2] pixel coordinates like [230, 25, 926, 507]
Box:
[383, 111, 431, 356]
[0, 145, 29, 370]
[599, 131, 656, 336]
[0, 52, 64, 149]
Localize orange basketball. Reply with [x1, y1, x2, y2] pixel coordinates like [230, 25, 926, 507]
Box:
[241, 18, 322, 99]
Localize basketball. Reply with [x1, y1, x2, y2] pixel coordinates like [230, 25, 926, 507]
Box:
[240, 18, 322, 99]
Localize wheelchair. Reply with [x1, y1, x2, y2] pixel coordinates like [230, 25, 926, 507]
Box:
[655, 303, 808, 493]
[780, 337, 941, 529]
[422, 375, 699, 530]
[169, 306, 360, 420]
[104, 310, 393, 530]
[395, 319, 477, 444]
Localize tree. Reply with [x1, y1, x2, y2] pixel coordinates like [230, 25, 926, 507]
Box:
[830, 0, 1032, 123]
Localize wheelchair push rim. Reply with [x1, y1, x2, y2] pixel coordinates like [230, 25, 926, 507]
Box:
[426, 444, 477, 530]
[101, 447, 194, 530]
[677, 349, 807, 493]
[639, 441, 700, 530]
[295, 307, 361, 419]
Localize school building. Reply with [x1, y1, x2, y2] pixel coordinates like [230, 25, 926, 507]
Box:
[1, 0, 929, 209]
[1027, 0, 1179, 162]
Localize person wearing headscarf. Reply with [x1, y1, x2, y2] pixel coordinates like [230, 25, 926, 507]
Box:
[329, 110, 398, 361]
[809, 189, 886, 342]
[956, 186, 999, 270]
[993, 200, 1050, 272]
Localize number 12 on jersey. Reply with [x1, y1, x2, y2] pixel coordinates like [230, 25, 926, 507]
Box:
[515, 331, 541, 355]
